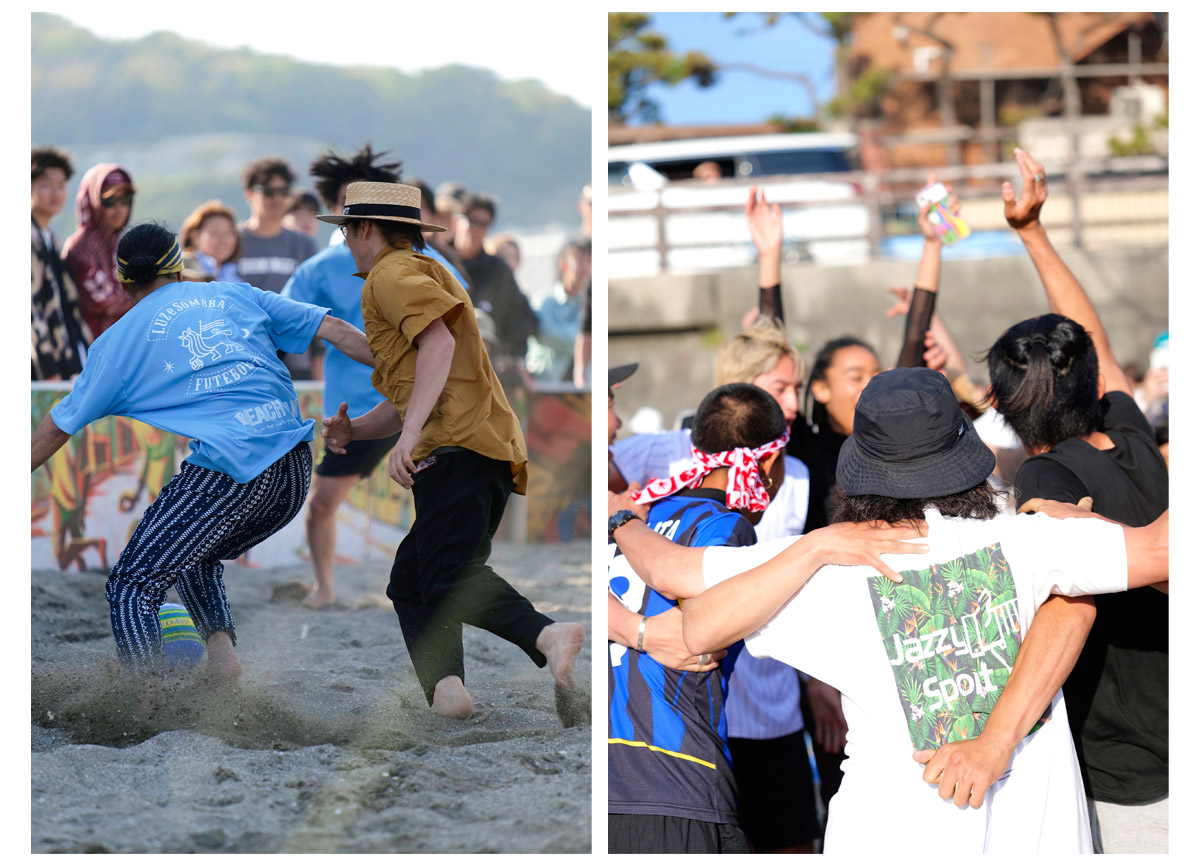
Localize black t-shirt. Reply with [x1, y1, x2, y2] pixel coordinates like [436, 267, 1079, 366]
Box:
[1014, 391, 1168, 804]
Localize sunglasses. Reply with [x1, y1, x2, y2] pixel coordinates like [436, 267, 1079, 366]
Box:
[101, 193, 134, 208]
[256, 185, 292, 198]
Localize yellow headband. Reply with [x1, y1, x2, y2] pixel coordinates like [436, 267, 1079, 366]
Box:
[117, 240, 185, 284]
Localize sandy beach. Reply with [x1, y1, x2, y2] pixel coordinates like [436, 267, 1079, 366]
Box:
[31, 540, 592, 853]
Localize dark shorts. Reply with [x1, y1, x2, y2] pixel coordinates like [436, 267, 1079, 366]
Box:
[315, 432, 401, 478]
[608, 814, 750, 854]
[728, 730, 820, 850]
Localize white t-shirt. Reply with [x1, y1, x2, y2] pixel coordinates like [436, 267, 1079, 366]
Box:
[701, 509, 1128, 853]
[611, 428, 811, 739]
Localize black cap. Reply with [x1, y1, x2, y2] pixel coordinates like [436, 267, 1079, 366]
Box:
[837, 367, 995, 498]
[608, 364, 638, 389]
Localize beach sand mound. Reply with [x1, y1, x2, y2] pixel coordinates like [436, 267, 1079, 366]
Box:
[32, 541, 591, 853]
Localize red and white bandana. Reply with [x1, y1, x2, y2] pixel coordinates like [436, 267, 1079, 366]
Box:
[631, 431, 789, 513]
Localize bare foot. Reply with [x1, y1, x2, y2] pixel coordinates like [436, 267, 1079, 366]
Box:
[205, 631, 243, 682]
[537, 623, 588, 727]
[537, 622, 585, 688]
[431, 675, 473, 719]
[302, 585, 336, 610]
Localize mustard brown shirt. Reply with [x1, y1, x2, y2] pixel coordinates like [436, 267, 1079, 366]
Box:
[359, 243, 528, 493]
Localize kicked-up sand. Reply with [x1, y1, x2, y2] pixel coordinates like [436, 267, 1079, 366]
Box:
[31, 541, 591, 853]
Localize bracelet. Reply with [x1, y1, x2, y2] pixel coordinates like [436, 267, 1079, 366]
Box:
[636, 615, 647, 652]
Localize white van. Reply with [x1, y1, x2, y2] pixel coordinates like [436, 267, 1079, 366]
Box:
[608, 133, 870, 274]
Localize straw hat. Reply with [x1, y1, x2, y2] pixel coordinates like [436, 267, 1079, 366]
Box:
[316, 181, 445, 232]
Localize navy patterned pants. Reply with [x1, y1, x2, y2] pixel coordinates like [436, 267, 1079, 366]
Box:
[106, 442, 312, 671]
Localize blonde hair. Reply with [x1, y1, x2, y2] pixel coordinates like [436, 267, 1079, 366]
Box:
[714, 318, 805, 386]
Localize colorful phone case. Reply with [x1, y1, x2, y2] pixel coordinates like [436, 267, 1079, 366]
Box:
[916, 182, 971, 246]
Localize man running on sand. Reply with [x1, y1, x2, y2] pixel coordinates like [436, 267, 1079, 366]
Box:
[319, 181, 584, 722]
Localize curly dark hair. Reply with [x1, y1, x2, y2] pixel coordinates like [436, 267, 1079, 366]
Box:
[833, 482, 1006, 528]
[309, 143, 402, 210]
[32, 146, 73, 182]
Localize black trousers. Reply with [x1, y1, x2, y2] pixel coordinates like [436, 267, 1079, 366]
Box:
[387, 449, 552, 703]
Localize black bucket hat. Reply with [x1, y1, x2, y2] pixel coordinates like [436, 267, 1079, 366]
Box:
[837, 367, 995, 498]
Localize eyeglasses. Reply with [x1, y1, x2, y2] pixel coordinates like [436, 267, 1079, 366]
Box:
[256, 185, 292, 198]
[339, 222, 357, 238]
[101, 193, 134, 208]
[466, 217, 492, 230]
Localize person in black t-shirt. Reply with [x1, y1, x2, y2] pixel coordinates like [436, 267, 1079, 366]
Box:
[914, 148, 1168, 854]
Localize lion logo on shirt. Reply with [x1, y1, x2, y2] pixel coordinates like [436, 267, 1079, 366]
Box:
[178, 319, 244, 370]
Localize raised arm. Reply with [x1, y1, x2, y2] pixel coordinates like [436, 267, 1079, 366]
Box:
[314, 315, 374, 368]
[896, 172, 953, 368]
[1003, 148, 1129, 395]
[747, 187, 785, 325]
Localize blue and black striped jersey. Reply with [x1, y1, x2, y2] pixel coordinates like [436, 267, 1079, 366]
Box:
[608, 488, 756, 823]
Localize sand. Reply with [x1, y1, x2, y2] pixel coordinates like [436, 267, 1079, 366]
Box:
[31, 541, 592, 853]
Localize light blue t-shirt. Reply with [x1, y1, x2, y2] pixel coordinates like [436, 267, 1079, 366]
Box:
[51, 280, 330, 483]
[282, 241, 469, 420]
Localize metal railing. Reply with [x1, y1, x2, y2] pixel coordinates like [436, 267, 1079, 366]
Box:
[609, 154, 1168, 272]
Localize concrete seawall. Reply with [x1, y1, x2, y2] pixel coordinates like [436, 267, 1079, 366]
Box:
[609, 245, 1168, 430]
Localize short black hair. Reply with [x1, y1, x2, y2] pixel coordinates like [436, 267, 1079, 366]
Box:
[833, 482, 1005, 529]
[32, 146, 73, 182]
[309, 143, 403, 210]
[242, 156, 296, 190]
[464, 194, 497, 221]
[691, 382, 787, 455]
[986, 313, 1102, 451]
[116, 222, 177, 286]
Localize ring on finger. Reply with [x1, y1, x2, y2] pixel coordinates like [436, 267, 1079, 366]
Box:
[1033, 172, 1045, 183]
[699, 653, 711, 665]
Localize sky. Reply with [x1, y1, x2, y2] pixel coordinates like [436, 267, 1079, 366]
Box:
[633, 12, 837, 126]
[36, 5, 596, 108]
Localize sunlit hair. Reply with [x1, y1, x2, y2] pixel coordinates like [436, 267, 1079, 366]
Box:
[986, 313, 1101, 451]
[715, 317, 805, 387]
[180, 200, 241, 261]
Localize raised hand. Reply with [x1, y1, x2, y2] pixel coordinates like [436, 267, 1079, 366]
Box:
[746, 186, 783, 256]
[884, 285, 912, 319]
[1002, 147, 1049, 231]
[322, 402, 352, 454]
[916, 171, 960, 242]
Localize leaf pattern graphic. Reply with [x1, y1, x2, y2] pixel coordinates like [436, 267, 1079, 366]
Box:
[869, 542, 1025, 751]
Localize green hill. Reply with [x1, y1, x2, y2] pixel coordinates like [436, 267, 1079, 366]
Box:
[32, 13, 590, 235]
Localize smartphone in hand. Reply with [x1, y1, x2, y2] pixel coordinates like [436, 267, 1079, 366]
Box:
[916, 182, 971, 246]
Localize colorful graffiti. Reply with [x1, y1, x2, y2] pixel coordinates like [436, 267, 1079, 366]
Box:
[32, 382, 590, 570]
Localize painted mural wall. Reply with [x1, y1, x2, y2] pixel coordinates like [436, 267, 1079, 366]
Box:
[32, 382, 590, 573]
